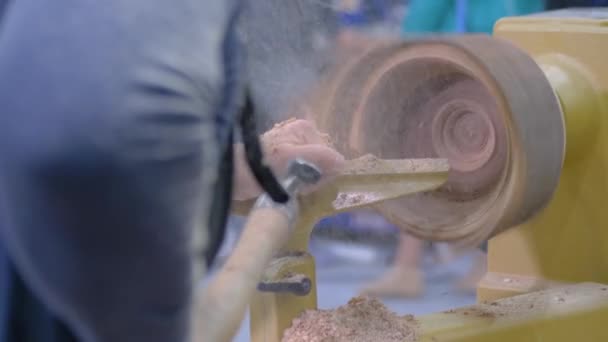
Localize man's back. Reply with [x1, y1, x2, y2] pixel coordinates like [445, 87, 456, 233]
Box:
[0, 0, 339, 340]
[0, 1, 234, 341]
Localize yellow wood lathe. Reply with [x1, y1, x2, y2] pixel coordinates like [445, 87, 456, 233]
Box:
[247, 7, 608, 342]
[249, 157, 450, 342]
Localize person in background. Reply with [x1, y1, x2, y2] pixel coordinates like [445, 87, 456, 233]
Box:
[361, 0, 545, 298]
[547, 0, 608, 9]
[336, 0, 393, 27]
[403, 0, 544, 34]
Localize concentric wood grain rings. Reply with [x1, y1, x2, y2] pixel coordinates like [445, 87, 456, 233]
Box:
[312, 35, 565, 246]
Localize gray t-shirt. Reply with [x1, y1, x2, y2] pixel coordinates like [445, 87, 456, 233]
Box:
[0, 0, 337, 341]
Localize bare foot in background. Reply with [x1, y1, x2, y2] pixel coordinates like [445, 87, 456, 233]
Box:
[360, 234, 425, 298]
[431, 242, 455, 265]
[454, 250, 487, 293]
[360, 266, 424, 298]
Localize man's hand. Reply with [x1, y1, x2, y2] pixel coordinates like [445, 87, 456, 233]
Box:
[233, 118, 345, 201]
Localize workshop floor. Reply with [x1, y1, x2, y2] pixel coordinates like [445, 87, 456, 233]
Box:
[208, 232, 477, 342]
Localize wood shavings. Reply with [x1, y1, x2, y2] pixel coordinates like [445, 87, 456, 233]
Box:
[341, 155, 448, 176]
[446, 283, 608, 322]
[320, 131, 334, 147]
[272, 117, 298, 129]
[263, 117, 336, 155]
[333, 193, 365, 208]
[282, 296, 419, 342]
[342, 154, 381, 175]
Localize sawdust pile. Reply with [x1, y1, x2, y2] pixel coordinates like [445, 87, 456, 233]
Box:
[282, 296, 419, 342]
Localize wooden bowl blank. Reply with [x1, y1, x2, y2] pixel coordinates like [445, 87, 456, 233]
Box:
[311, 35, 565, 246]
